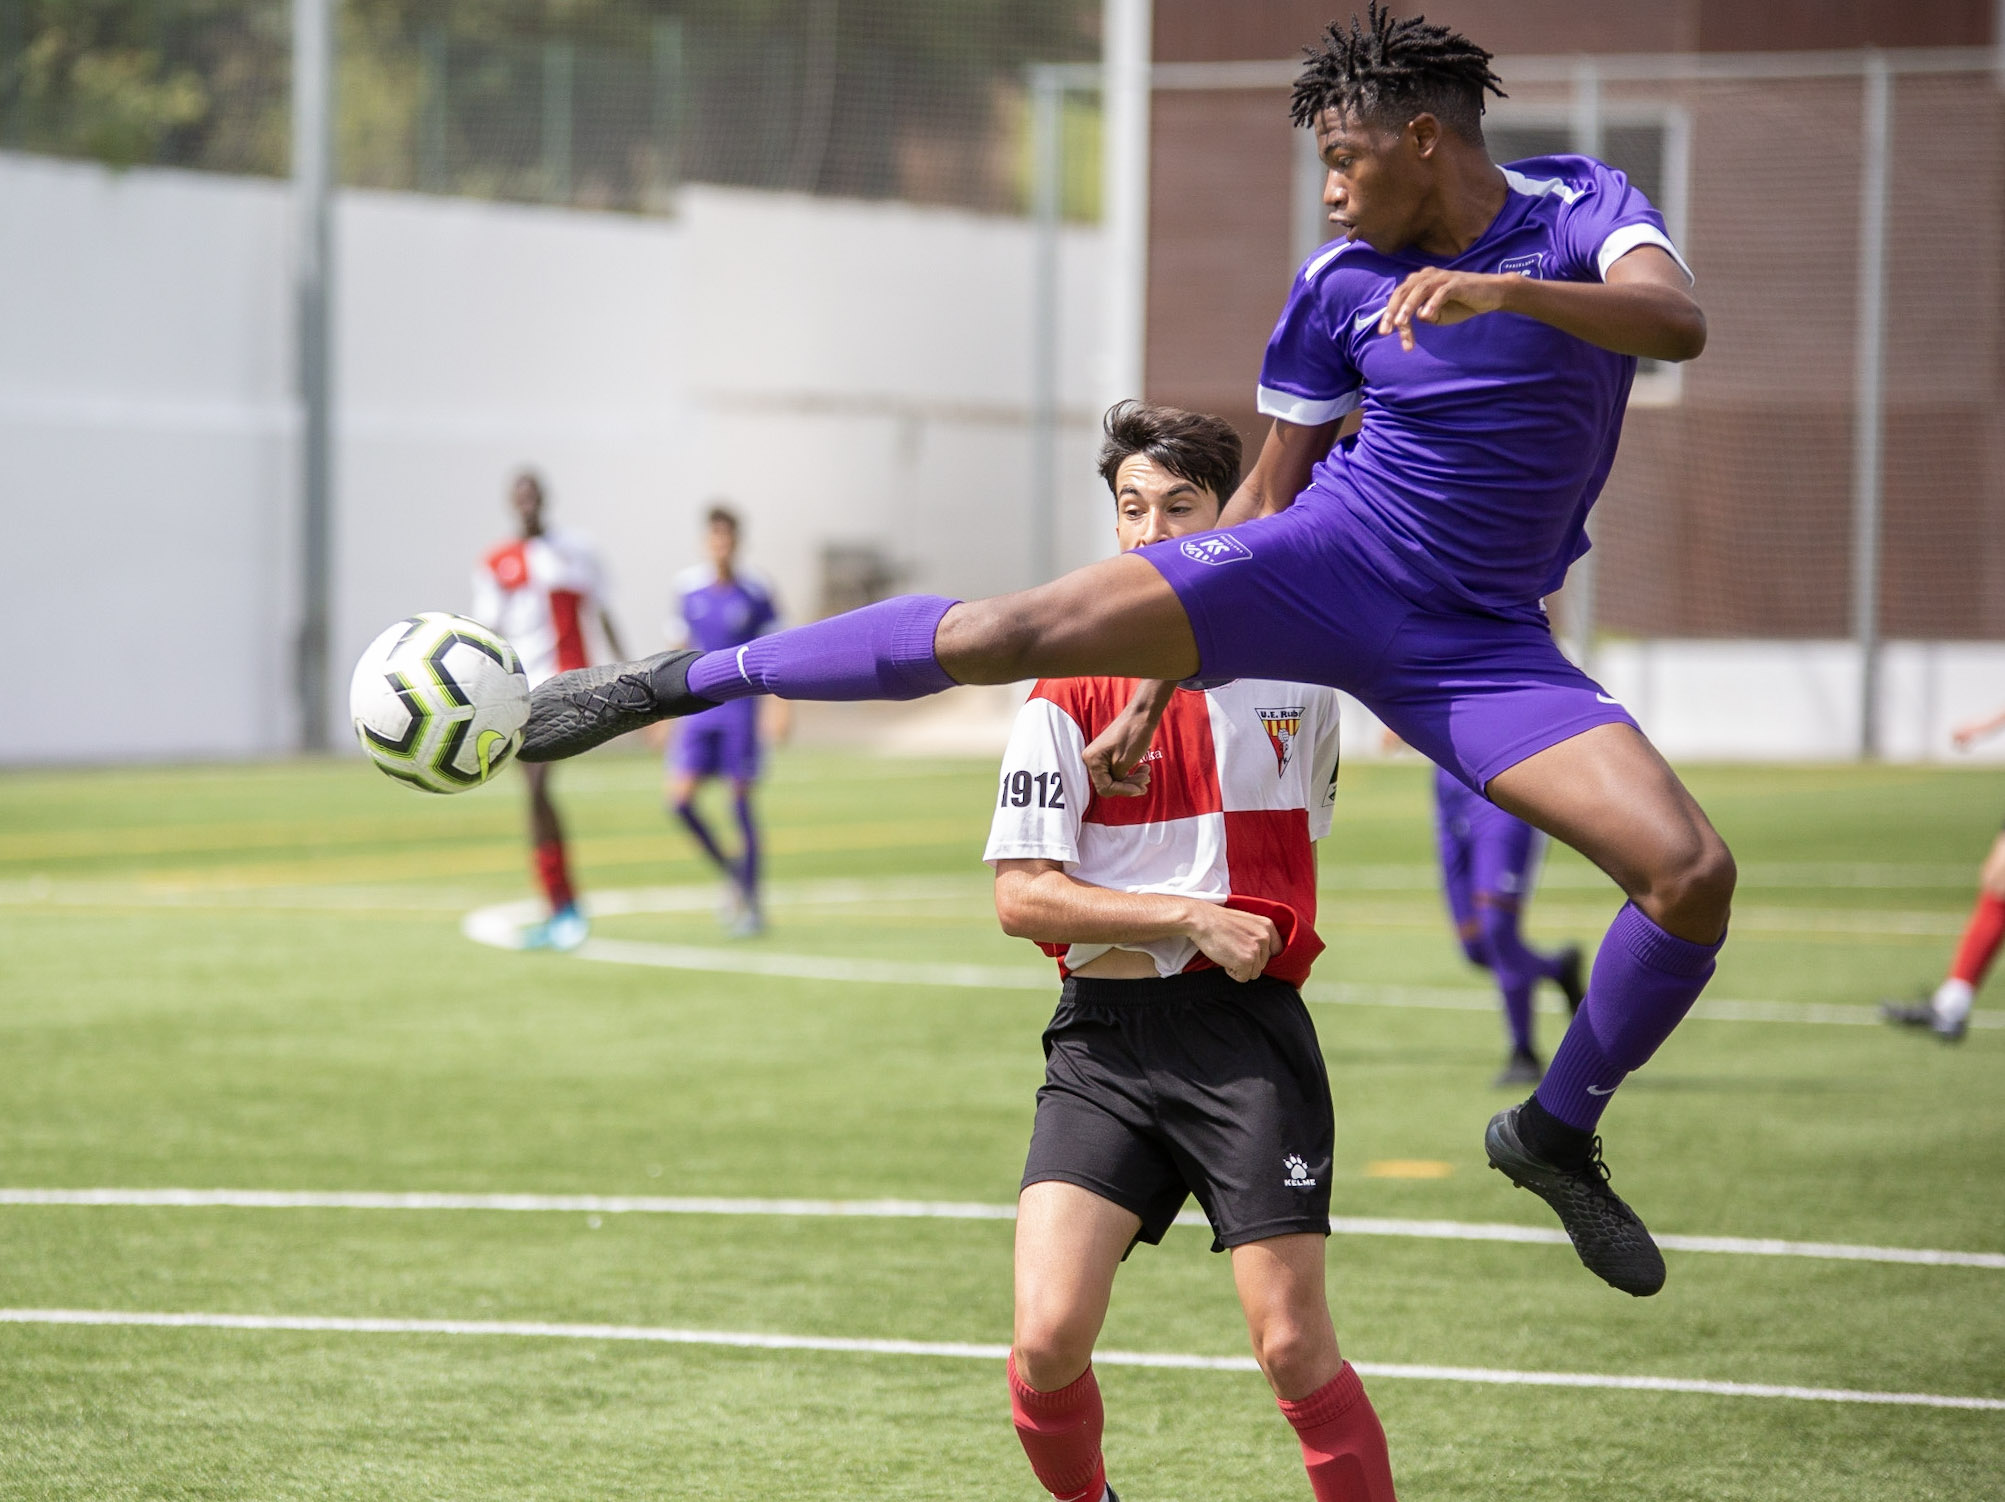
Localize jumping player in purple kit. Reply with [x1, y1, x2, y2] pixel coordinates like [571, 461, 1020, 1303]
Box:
[663, 505, 784, 937]
[519, 8, 1734, 1299]
[1432, 764, 1584, 1085]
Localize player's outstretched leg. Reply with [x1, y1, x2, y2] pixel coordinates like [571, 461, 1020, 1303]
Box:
[1482, 723, 1735, 1297]
[519, 553, 1198, 762]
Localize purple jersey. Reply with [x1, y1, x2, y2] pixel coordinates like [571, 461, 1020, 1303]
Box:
[1257, 156, 1690, 609]
[671, 564, 780, 655]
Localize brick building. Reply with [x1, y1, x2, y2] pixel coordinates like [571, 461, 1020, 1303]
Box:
[1142, 1, 2005, 637]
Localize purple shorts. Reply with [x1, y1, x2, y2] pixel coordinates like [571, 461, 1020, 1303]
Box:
[671, 699, 761, 782]
[1140, 493, 1637, 791]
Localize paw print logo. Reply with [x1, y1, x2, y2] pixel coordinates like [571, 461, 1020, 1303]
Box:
[1282, 1154, 1316, 1188]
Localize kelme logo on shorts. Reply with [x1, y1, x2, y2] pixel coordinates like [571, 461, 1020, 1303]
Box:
[1180, 534, 1252, 566]
[1283, 1154, 1317, 1189]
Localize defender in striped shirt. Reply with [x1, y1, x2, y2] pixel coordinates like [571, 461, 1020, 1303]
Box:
[985, 404, 1394, 1502]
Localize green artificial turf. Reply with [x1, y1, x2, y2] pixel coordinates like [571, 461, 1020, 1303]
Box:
[1, 750, 2000, 1499]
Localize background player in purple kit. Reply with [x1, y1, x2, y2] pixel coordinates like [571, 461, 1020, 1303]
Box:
[664, 505, 785, 936]
[1433, 764, 1584, 1084]
[521, 7, 1733, 1300]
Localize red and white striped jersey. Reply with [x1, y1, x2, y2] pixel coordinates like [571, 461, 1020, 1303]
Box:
[983, 676, 1341, 984]
[470, 529, 607, 686]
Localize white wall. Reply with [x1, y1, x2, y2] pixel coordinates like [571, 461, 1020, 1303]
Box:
[6, 151, 2000, 768]
[1594, 640, 2005, 763]
[0, 155, 1106, 762]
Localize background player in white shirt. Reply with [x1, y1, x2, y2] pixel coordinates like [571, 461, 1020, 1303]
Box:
[987, 403, 1394, 1502]
[470, 470, 625, 949]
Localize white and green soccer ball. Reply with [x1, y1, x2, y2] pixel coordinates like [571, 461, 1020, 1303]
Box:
[350, 613, 528, 794]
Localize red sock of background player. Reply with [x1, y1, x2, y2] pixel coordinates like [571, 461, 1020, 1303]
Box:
[1008, 1355, 1108, 1502]
[1934, 891, 2005, 1026]
[1277, 1363, 1398, 1502]
[533, 839, 575, 912]
[1948, 893, 2005, 988]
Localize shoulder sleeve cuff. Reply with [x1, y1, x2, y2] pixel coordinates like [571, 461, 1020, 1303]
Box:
[1596, 223, 1693, 285]
[1256, 385, 1362, 426]
[982, 842, 1078, 867]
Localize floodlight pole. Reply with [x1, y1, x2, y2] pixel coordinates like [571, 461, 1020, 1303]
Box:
[1028, 64, 1064, 587]
[1102, 0, 1151, 409]
[292, 0, 335, 751]
[1565, 57, 1602, 672]
[1852, 51, 1890, 760]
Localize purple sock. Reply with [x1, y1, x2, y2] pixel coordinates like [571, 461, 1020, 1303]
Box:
[1536, 903, 1721, 1132]
[733, 790, 760, 898]
[1477, 904, 1539, 1054]
[686, 595, 959, 703]
[673, 799, 733, 879]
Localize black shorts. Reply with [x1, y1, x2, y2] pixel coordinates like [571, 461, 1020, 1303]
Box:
[1022, 968, 1335, 1253]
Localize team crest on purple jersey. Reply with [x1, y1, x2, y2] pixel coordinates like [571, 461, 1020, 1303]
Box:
[1179, 534, 1253, 567]
[1499, 252, 1545, 278]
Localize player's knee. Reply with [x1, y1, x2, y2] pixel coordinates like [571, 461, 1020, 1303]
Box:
[1249, 1315, 1336, 1398]
[1651, 832, 1736, 933]
[1012, 1322, 1095, 1392]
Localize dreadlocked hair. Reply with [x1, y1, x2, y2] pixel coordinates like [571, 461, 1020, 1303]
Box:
[1290, 4, 1506, 143]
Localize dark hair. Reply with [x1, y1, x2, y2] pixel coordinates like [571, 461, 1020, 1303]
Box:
[705, 503, 741, 532]
[1290, 4, 1505, 144]
[1098, 400, 1241, 506]
[511, 468, 545, 502]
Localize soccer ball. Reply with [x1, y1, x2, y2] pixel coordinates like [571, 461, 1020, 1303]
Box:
[350, 613, 528, 794]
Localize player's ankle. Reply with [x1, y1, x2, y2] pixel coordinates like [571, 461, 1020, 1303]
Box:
[1516, 1094, 1591, 1170]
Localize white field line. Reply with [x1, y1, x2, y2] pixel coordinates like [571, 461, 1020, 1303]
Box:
[4, 1188, 2000, 1270]
[3, 1307, 1999, 1411]
[459, 895, 2005, 1029]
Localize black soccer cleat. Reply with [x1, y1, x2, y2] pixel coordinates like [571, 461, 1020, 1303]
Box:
[1879, 996, 1967, 1042]
[519, 649, 718, 763]
[1553, 944, 1586, 1017]
[1493, 1047, 1543, 1088]
[1485, 1104, 1666, 1297]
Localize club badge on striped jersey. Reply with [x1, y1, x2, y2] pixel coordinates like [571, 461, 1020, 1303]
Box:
[1257, 706, 1306, 774]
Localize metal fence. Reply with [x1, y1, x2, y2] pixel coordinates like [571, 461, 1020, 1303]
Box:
[0, 0, 1097, 215]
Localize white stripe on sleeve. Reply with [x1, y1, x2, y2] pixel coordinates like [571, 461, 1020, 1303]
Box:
[1256, 385, 1362, 426]
[1596, 223, 1694, 285]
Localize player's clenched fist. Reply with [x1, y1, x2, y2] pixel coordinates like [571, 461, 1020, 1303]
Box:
[1181, 901, 1283, 983]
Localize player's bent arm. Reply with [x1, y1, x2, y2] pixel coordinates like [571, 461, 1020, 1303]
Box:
[1217, 417, 1343, 528]
[1383, 247, 1705, 362]
[1081, 683, 1174, 797]
[992, 860, 1281, 983]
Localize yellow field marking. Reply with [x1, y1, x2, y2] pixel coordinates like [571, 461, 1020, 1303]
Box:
[1365, 1160, 1455, 1179]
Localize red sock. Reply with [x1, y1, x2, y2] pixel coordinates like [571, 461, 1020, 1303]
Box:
[1948, 893, 2005, 986]
[1008, 1354, 1106, 1502]
[533, 839, 576, 911]
[1276, 1363, 1397, 1502]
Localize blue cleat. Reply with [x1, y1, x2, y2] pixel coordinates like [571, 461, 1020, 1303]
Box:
[523, 903, 589, 952]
